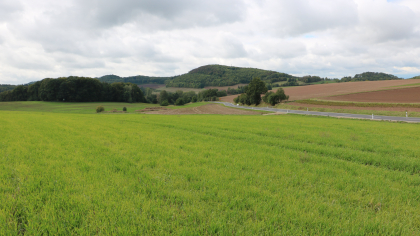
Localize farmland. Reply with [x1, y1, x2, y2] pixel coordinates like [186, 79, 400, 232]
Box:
[220, 79, 420, 103]
[327, 86, 420, 103]
[1, 103, 420, 234]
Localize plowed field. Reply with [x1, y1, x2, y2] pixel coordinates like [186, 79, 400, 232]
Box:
[327, 86, 420, 103]
[143, 104, 263, 115]
[219, 79, 420, 103]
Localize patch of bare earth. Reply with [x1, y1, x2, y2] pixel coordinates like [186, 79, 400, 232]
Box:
[326, 86, 420, 103]
[141, 104, 263, 115]
[220, 79, 420, 103]
[288, 102, 420, 112]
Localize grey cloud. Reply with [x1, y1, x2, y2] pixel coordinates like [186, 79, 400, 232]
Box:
[356, 1, 418, 42]
[47, 0, 246, 30]
[218, 33, 248, 58]
[267, 0, 359, 36]
[0, 0, 23, 22]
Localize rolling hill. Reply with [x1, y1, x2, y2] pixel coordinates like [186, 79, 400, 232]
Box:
[97, 65, 297, 88]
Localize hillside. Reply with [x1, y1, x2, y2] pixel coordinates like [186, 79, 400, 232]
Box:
[98, 74, 169, 85]
[97, 65, 297, 88]
[166, 65, 297, 88]
[0, 84, 17, 93]
[341, 72, 401, 82]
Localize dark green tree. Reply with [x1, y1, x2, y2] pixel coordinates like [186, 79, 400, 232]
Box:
[246, 77, 268, 105]
[159, 90, 169, 105]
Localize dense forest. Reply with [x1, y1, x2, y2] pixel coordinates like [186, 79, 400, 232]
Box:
[341, 72, 401, 82]
[96, 65, 297, 88]
[98, 75, 169, 84]
[166, 65, 297, 88]
[0, 77, 145, 103]
[0, 84, 17, 93]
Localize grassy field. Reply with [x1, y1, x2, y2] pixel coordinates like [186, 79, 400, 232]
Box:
[1, 103, 420, 234]
[0, 101, 208, 114]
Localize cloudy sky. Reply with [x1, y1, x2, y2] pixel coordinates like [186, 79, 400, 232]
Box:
[1, 0, 420, 84]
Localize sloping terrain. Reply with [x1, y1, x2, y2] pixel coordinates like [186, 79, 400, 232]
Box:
[220, 79, 420, 103]
[326, 86, 420, 103]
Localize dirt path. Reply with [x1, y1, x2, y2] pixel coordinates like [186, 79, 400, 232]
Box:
[142, 104, 263, 115]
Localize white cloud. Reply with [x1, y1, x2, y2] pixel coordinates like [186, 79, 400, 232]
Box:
[1, 0, 420, 84]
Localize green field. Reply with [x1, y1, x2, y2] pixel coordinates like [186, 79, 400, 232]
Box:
[0, 101, 208, 114]
[1, 102, 420, 234]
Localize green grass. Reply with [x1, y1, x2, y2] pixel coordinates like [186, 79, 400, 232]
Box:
[0, 101, 209, 114]
[1, 107, 420, 234]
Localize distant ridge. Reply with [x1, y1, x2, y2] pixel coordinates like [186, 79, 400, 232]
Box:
[97, 64, 297, 88]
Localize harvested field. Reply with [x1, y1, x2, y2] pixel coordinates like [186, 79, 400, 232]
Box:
[137, 84, 166, 89]
[220, 79, 420, 103]
[142, 104, 263, 115]
[327, 86, 420, 103]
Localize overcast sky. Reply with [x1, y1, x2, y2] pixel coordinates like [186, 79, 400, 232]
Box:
[1, 0, 420, 84]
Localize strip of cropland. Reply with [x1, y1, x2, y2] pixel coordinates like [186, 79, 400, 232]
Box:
[1, 109, 420, 234]
[220, 79, 420, 103]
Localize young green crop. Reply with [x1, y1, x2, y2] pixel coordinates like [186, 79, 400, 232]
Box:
[1, 110, 420, 235]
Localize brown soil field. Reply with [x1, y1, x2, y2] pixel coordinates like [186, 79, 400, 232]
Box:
[219, 79, 420, 103]
[288, 102, 420, 112]
[326, 86, 420, 103]
[142, 104, 263, 115]
[204, 83, 248, 90]
[138, 84, 166, 89]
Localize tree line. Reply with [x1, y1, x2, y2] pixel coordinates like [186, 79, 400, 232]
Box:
[0, 77, 146, 103]
[233, 77, 289, 106]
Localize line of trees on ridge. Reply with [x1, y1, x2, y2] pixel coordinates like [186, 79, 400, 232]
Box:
[0, 77, 146, 103]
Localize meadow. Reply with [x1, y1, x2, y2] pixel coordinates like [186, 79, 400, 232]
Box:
[1, 103, 420, 235]
[0, 101, 208, 114]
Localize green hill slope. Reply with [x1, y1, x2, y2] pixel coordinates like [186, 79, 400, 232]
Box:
[98, 74, 170, 85]
[79, 65, 405, 89]
[166, 65, 296, 88]
[97, 65, 297, 88]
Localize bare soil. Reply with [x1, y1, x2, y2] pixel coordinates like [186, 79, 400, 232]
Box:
[326, 86, 420, 103]
[142, 104, 263, 115]
[220, 79, 420, 103]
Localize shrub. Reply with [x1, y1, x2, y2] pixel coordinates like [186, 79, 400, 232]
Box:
[123, 107, 127, 112]
[96, 106, 104, 113]
[161, 100, 169, 106]
[175, 98, 185, 106]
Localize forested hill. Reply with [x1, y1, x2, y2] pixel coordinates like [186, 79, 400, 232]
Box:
[0, 84, 17, 93]
[97, 65, 297, 88]
[98, 74, 170, 85]
[341, 72, 402, 82]
[166, 65, 297, 88]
